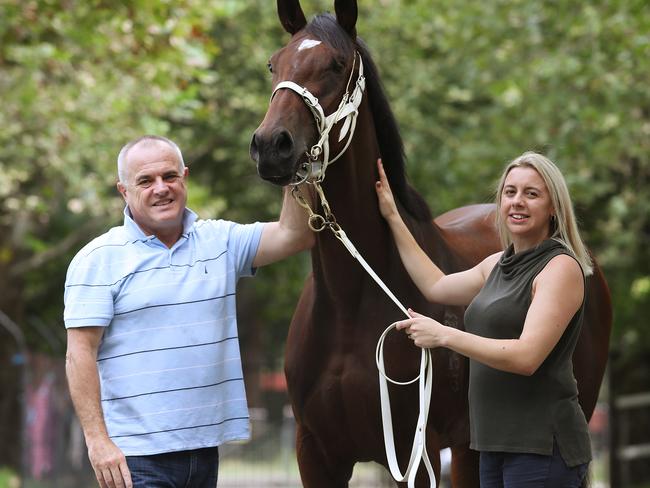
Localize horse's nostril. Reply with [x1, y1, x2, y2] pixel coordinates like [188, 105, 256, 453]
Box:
[275, 130, 294, 158]
[250, 133, 260, 161]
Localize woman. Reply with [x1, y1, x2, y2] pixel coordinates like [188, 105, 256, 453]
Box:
[375, 152, 592, 487]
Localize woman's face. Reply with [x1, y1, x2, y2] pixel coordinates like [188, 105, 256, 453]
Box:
[500, 166, 554, 249]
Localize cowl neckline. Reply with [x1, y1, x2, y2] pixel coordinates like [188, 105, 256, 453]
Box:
[499, 238, 563, 280]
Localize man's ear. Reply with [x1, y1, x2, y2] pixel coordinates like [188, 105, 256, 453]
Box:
[117, 181, 127, 200]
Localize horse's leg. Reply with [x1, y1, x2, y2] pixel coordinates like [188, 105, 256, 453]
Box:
[295, 423, 354, 488]
[450, 443, 480, 487]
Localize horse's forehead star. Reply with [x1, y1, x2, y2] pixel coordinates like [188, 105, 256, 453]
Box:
[298, 39, 322, 51]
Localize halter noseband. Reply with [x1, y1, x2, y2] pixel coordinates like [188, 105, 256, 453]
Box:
[270, 51, 365, 185]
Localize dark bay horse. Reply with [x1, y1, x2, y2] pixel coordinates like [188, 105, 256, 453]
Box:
[250, 1, 612, 486]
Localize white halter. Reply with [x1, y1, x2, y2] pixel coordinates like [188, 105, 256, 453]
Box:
[271, 52, 365, 184]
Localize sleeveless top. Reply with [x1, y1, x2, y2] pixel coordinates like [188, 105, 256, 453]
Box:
[464, 238, 591, 467]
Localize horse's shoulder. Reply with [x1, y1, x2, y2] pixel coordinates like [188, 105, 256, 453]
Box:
[433, 203, 501, 268]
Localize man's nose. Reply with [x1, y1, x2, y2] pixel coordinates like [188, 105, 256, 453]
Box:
[152, 177, 169, 193]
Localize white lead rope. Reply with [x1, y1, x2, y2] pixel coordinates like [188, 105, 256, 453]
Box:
[333, 228, 437, 487]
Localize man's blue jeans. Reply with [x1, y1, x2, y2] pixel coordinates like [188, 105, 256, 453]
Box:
[479, 441, 588, 488]
[126, 447, 219, 488]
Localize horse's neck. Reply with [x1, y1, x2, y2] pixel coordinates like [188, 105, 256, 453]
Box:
[312, 148, 402, 298]
[309, 103, 440, 302]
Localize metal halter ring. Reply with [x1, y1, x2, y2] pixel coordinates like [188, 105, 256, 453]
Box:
[310, 145, 323, 160]
[308, 214, 327, 232]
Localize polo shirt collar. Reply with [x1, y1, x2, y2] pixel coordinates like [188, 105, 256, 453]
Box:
[123, 206, 198, 241]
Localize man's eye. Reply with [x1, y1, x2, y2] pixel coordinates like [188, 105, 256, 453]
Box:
[137, 180, 152, 188]
[164, 175, 179, 181]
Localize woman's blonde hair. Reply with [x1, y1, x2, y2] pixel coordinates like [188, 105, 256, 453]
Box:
[494, 151, 593, 276]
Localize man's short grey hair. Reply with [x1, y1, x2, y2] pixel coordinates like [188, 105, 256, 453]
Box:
[117, 135, 185, 183]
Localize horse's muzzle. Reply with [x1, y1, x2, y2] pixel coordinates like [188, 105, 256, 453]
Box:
[250, 128, 303, 186]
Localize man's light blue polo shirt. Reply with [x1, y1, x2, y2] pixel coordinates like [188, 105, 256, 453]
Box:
[64, 207, 263, 456]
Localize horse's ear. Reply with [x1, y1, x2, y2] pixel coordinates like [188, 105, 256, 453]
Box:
[334, 0, 358, 38]
[277, 0, 307, 35]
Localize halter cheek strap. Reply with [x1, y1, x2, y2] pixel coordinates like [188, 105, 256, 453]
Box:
[270, 52, 365, 184]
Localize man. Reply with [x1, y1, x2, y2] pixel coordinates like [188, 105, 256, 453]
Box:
[64, 135, 314, 488]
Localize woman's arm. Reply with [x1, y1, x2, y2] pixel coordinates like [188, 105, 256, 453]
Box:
[375, 158, 497, 306]
[396, 254, 584, 375]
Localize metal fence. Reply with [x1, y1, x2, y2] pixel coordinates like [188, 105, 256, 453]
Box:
[10, 361, 397, 488]
[609, 351, 650, 488]
[8, 353, 447, 488]
[1, 350, 613, 488]
[218, 407, 397, 487]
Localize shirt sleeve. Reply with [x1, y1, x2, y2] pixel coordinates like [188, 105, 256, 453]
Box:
[227, 221, 264, 277]
[63, 249, 114, 328]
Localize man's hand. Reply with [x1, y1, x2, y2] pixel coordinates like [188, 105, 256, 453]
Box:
[87, 437, 132, 488]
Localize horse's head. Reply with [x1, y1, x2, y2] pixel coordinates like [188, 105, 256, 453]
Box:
[250, 0, 360, 186]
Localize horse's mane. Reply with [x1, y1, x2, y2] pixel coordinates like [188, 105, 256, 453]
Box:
[307, 14, 432, 222]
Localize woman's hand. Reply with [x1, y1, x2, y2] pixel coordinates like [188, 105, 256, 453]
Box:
[395, 309, 448, 349]
[375, 158, 399, 221]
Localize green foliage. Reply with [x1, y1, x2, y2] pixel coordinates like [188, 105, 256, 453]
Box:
[0, 0, 648, 370]
[0, 466, 18, 488]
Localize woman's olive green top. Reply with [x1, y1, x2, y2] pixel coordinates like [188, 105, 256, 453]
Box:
[464, 238, 591, 467]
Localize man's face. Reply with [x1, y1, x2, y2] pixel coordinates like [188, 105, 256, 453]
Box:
[117, 141, 188, 238]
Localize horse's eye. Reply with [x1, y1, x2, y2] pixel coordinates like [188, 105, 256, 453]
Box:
[267, 62, 273, 73]
[330, 58, 345, 73]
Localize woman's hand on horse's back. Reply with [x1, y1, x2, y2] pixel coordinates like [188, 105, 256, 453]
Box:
[375, 158, 399, 221]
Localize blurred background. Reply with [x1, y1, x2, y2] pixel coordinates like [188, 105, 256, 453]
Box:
[1, 0, 649, 486]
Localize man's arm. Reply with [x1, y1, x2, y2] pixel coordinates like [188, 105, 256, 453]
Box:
[66, 327, 132, 488]
[252, 184, 315, 268]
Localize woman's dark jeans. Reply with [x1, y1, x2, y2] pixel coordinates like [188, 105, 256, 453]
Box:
[479, 441, 588, 488]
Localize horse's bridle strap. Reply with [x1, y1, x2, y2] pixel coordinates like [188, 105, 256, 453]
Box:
[272, 81, 326, 132]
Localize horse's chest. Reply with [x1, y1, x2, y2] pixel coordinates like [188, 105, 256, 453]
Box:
[297, 362, 380, 449]
[296, 354, 377, 417]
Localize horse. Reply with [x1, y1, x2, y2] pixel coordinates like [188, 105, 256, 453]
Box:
[250, 1, 612, 486]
